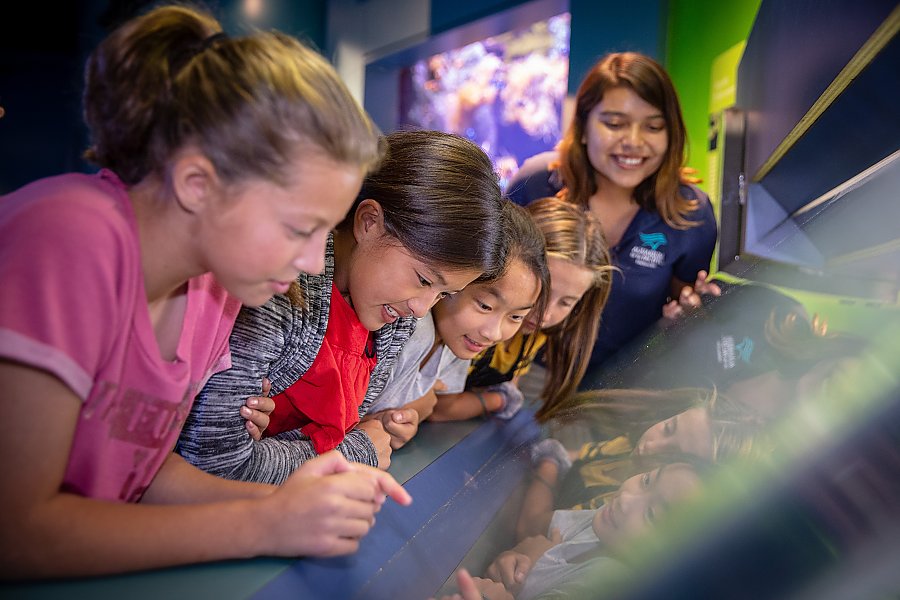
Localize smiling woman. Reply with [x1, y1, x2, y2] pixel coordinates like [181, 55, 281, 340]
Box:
[507, 52, 719, 370]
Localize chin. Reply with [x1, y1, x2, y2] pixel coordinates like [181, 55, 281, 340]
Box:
[236, 288, 275, 308]
[448, 342, 478, 360]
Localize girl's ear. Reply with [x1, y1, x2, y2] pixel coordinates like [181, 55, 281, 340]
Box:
[352, 198, 386, 242]
[171, 149, 221, 215]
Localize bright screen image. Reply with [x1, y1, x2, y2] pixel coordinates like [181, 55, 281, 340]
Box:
[399, 12, 571, 190]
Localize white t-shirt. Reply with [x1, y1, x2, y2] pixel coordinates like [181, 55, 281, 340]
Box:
[368, 312, 469, 412]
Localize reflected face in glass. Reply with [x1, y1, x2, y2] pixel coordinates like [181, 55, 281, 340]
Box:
[591, 463, 702, 547]
[634, 406, 713, 460]
[520, 256, 594, 335]
[583, 86, 668, 194]
[432, 257, 541, 359]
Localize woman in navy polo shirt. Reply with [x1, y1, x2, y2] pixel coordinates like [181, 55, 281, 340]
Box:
[507, 52, 719, 371]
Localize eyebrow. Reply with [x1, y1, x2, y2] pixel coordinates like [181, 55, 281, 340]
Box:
[599, 111, 665, 120]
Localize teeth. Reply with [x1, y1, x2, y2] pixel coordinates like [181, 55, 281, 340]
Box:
[617, 156, 642, 166]
[384, 305, 399, 318]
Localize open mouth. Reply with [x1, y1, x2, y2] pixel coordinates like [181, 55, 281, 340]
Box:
[382, 304, 400, 323]
[613, 155, 646, 169]
[463, 335, 487, 353]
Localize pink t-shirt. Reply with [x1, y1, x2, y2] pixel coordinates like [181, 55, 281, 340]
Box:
[0, 171, 241, 502]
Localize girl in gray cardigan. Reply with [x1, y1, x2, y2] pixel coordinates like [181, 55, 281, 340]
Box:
[177, 131, 509, 484]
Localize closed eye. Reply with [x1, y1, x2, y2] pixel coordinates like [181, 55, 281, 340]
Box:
[417, 272, 432, 287]
[286, 225, 314, 238]
[663, 417, 676, 436]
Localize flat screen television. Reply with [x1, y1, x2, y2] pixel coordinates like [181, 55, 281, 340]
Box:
[364, 0, 570, 190]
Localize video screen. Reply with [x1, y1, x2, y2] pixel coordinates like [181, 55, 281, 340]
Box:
[398, 12, 570, 190]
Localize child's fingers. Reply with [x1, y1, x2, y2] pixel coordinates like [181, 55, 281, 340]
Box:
[391, 408, 418, 424]
[350, 464, 413, 506]
[241, 405, 271, 441]
[297, 450, 355, 477]
[246, 394, 275, 414]
[455, 569, 480, 598]
[245, 419, 262, 441]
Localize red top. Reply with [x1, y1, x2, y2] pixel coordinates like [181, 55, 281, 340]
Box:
[266, 283, 376, 452]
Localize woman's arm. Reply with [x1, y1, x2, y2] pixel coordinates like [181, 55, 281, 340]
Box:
[0, 361, 411, 579]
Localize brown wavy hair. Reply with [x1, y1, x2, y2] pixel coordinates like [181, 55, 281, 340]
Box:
[526, 197, 615, 421]
[558, 52, 698, 228]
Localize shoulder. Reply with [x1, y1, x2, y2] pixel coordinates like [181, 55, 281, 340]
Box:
[679, 184, 714, 215]
[507, 150, 561, 206]
[3, 171, 135, 253]
[375, 315, 418, 355]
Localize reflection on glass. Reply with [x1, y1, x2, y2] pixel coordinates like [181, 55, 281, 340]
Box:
[437, 280, 900, 599]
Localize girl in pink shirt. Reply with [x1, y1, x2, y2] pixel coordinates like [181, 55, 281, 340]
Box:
[0, 5, 409, 579]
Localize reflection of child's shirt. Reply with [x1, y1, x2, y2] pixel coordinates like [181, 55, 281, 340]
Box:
[558, 436, 635, 510]
[518, 509, 629, 600]
[266, 283, 376, 452]
[368, 312, 469, 412]
[465, 330, 547, 389]
[0, 171, 240, 502]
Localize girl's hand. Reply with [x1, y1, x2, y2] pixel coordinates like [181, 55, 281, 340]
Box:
[375, 408, 421, 450]
[432, 568, 514, 600]
[357, 418, 394, 469]
[485, 550, 532, 596]
[663, 271, 721, 320]
[241, 377, 274, 441]
[262, 451, 410, 557]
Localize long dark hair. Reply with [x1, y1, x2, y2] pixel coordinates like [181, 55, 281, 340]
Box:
[558, 52, 697, 228]
[338, 130, 506, 278]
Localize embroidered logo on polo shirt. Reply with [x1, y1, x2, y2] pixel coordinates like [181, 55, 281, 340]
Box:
[630, 232, 667, 268]
[716, 335, 754, 371]
[735, 337, 754, 363]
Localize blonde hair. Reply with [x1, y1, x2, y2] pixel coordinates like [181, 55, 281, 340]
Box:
[526, 197, 615, 421]
[83, 5, 382, 186]
[547, 387, 769, 463]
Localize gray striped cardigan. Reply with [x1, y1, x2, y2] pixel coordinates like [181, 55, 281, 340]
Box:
[176, 235, 416, 484]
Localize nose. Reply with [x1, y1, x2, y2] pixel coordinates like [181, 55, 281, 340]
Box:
[407, 292, 439, 319]
[541, 305, 560, 329]
[293, 250, 325, 276]
[292, 233, 327, 275]
[478, 315, 505, 344]
[623, 123, 644, 148]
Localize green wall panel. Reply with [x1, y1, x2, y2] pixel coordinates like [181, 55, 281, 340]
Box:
[666, 0, 762, 180]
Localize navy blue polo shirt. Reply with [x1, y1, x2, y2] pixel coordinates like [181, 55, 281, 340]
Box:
[507, 151, 718, 370]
